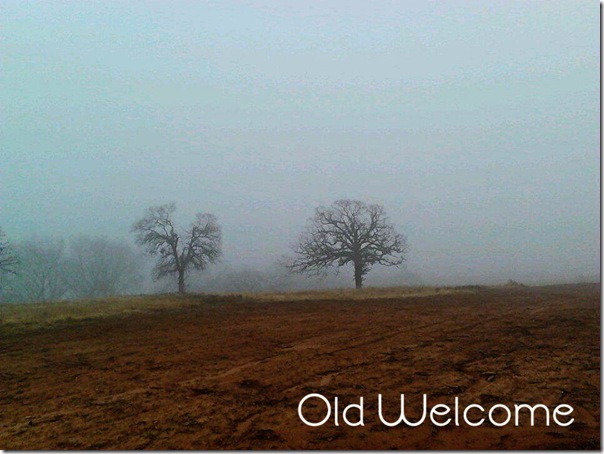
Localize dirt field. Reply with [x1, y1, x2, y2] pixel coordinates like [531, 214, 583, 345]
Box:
[0, 284, 600, 449]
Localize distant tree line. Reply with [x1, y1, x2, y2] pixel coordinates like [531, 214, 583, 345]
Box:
[0, 235, 142, 303]
[0, 199, 409, 302]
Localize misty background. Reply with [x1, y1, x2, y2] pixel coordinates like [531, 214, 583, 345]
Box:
[1, 0, 599, 298]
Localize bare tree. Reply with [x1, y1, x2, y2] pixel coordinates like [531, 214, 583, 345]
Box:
[0, 228, 17, 275]
[131, 203, 222, 293]
[66, 236, 142, 299]
[287, 199, 408, 289]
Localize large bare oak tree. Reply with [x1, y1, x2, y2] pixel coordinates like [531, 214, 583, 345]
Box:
[132, 203, 221, 293]
[287, 199, 408, 289]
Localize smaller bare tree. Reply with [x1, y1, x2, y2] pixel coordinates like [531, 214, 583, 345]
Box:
[132, 203, 222, 293]
[287, 199, 408, 289]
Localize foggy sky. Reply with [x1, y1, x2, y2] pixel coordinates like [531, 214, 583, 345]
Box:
[1, 1, 599, 285]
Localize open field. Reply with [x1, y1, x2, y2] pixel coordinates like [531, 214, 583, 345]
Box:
[0, 284, 600, 449]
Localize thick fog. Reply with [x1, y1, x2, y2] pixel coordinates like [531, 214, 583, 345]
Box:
[1, 1, 599, 293]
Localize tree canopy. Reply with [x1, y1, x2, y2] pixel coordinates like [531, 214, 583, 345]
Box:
[132, 203, 222, 293]
[287, 199, 408, 288]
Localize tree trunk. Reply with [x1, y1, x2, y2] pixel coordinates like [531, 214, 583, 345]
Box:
[177, 269, 185, 294]
[354, 261, 363, 289]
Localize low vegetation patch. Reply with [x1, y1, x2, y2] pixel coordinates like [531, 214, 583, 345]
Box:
[0, 286, 473, 331]
[246, 285, 466, 302]
[0, 294, 223, 330]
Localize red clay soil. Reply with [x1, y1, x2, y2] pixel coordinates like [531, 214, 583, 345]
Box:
[0, 284, 600, 449]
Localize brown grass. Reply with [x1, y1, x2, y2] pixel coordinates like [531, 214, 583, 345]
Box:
[0, 286, 468, 329]
[244, 285, 465, 302]
[0, 294, 211, 328]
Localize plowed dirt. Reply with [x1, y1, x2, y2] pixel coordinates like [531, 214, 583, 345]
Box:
[0, 284, 599, 449]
